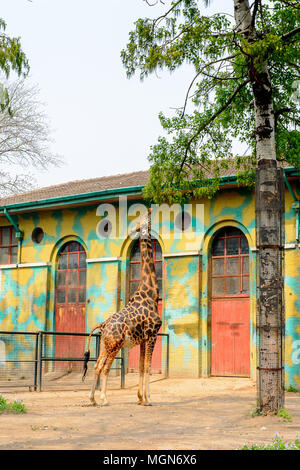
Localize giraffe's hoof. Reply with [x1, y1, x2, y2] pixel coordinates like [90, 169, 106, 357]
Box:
[142, 401, 152, 407]
[99, 394, 108, 406]
[89, 393, 97, 406]
[137, 399, 143, 405]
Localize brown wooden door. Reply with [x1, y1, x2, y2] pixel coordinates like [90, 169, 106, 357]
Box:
[128, 239, 163, 373]
[55, 242, 87, 369]
[210, 228, 250, 377]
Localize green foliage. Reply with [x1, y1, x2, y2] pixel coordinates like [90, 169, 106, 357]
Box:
[0, 394, 27, 414]
[250, 406, 264, 417]
[285, 384, 300, 393]
[0, 18, 29, 114]
[0, 19, 29, 80]
[277, 408, 292, 421]
[239, 436, 300, 450]
[250, 405, 293, 420]
[0, 394, 7, 411]
[122, 0, 300, 203]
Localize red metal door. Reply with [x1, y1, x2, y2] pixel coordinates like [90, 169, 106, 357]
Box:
[210, 228, 250, 377]
[128, 239, 163, 373]
[211, 298, 250, 376]
[55, 242, 87, 370]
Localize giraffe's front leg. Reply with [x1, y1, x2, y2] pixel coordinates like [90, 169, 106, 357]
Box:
[142, 338, 156, 406]
[137, 342, 145, 405]
[143, 370, 151, 406]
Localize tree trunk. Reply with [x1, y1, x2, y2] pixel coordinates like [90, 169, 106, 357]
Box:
[234, 0, 284, 413]
[255, 160, 284, 413]
[252, 62, 284, 413]
[252, 60, 284, 413]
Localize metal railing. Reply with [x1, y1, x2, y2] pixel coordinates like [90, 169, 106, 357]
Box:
[0, 330, 169, 391]
[0, 330, 39, 390]
[37, 330, 125, 391]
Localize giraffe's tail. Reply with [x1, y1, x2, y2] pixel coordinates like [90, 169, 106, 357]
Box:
[82, 322, 106, 382]
[82, 350, 90, 382]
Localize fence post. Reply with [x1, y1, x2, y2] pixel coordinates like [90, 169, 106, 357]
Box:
[38, 331, 43, 392]
[96, 333, 101, 390]
[96, 333, 100, 358]
[166, 334, 169, 379]
[34, 333, 39, 391]
[121, 348, 125, 389]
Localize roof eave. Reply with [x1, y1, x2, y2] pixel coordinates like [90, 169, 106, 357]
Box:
[0, 185, 144, 214]
[0, 166, 298, 214]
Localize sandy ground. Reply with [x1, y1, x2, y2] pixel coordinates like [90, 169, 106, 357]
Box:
[0, 373, 299, 450]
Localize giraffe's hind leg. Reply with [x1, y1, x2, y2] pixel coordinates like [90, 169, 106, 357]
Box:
[142, 337, 157, 406]
[89, 339, 107, 405]
[137, 341, 145, 405]
[98, 351, 118, 406]
[89, 355, 106, 405]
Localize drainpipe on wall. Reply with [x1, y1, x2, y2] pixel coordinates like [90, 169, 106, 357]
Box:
[3, 207, 24, 264]
[284, 170, 300, 244]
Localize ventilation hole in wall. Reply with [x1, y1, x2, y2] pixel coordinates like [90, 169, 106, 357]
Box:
[97, 219, 112, 238]
[32, 227, 44, 244]
[175, 211, 192, 232]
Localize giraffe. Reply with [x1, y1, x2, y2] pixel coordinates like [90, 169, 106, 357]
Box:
[82, 208, 162, 406]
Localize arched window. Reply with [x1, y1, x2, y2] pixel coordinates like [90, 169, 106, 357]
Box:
[55, 241, 87, 370]
[211, 227, 249, 297]
[0, 226, 18, 265]
[56, 241, 87, 305]
[129, 238, 162, 298]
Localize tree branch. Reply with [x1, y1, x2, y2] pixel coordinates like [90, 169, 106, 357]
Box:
[152, 0, 183, 28]
[159, 21, 195, 50]
[201, 70, 247, 82]
[179, 77, 251, 174]
[282, 26, 300, 42]
[288, 61, 300, 72]
[181, 53, 240, 117]
[277, 0, 300, 9]
[250, 0, 260, 33]
[274, 107, 293, 129]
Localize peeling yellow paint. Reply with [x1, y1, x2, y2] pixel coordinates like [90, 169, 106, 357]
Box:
[172, 312, 199, 339]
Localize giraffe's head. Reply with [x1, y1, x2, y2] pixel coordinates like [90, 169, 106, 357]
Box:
[135, 208, 152, 239]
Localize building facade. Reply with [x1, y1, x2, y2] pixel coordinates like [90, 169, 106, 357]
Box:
[0, 168, 299, 389]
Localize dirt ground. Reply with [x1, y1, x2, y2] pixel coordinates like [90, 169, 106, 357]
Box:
[0, 372, 299, 450]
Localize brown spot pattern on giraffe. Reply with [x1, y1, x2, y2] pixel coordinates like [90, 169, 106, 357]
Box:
[85, 209, 162, 406]
[100, 296, 161, 352]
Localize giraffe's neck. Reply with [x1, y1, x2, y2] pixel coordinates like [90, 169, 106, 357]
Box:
[137, 235, 159, 301]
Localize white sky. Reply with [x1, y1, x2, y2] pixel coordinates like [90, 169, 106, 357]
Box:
[1, 0, 235, 188]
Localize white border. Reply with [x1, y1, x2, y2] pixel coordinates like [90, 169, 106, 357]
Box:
[86, 257, 121, 263]
[18, 262, 50, 268]
[163, 251, 200, 258]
